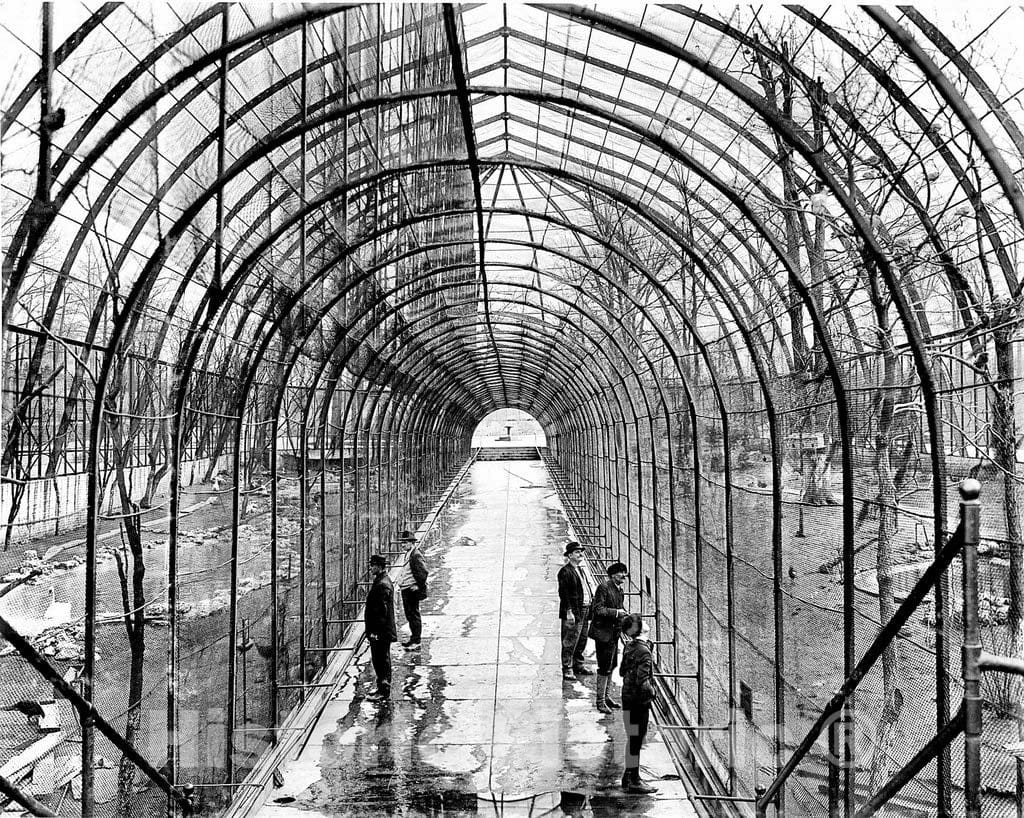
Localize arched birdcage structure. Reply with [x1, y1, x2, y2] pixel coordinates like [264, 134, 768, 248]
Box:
[1, 4, 1022, 817]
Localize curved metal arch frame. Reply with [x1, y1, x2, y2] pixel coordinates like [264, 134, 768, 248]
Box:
[121, 104, 851, 552]
[14, 2, 1015, 317]
[75, 127, 847, 810]
[0, 2, 119, 137]
[321, 314, 658, 641]
[219, 260, 739, 788]
[197, 221, 745, 721]
[865, 8, 1024, 300]
[6, 4, 1015, 810]
[8, 20, 1011, 589]
[191, 164, 784, 407]
[12, 79, 921, 413]
[4, 4, 349, 290]
[197, 278, 659, 782]
[165, 143, 833, 486]
[32, 82, 860, 489]
[531, 11, 957, 808]
[90, 133, 831, 806]
[516, 167, 793, 373]
[672, 5, 1015, 310]
[256, 303, 651, 749]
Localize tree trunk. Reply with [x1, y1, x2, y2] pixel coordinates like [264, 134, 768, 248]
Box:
[140, 417, 170, 508]
[108, 371, 149, 816]
[866, 268, 903, 809]
[114, 507, 146, 817]
[992, 302, 1023, 815]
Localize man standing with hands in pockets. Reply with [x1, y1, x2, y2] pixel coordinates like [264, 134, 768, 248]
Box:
[365, 553, 397, 701]
[557, 541, 592, 681]
[397, 529, 428, 651]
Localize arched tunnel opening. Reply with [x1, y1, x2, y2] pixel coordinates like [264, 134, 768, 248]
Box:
[1, 4, 1023, 817]
[470, 409, 546, 448]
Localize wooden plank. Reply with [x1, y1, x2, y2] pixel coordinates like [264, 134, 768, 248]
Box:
[0, 732, 65, 779]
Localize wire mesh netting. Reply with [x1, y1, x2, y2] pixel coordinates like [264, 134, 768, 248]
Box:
[2, 3, 1023, 817]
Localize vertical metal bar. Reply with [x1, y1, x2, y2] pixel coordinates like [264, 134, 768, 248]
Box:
[772, 417, 785, 817]
[693, 409, 704, 723]
[166, 383, 180, 814]
[838, 398, 858, 818]
[239, 619, 248, 729]
[664, 406, 679, 693]
[270, 424, 279, 734]
[721, 399, 737, 792]
[319, 393, 329, 655]
[403, 424, 410, 525]
[356, 387, 367, 568]
[632, 418, 641, 588]
[338, 385, 347, 639]
[215, 4, 235, 791]
[212, 4, 229, 295]
[339, 8, 350, 637]
[34, 2, 54, 217]
[647, 414, 663, 646]
[74, 29, 106, 818]
[298, 14, 312, 680]
[960, 478, 983, 818]
[381, 412, 390, 557]
[298, 417, 308, 694]
[602, 426, 612, 563]
[300, 20, 329, 673]
[376, 417, 384, 548]
[226, 408, 242, 788]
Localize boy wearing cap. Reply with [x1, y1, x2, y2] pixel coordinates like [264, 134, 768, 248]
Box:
[365, 553, 397, 701]
[397, 529, 428, 650]
[619, 613, 658, 794]
[590, 561, 629, 713]
[557, 541, 592, 680]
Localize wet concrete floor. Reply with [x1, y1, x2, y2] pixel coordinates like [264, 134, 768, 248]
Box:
[255, 460, 697, 817]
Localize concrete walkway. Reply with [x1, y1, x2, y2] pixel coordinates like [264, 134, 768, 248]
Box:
[254, 460, 697, 817]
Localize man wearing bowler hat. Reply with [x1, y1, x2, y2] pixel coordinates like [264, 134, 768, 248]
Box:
[557, 541, 592, 680]
[396, 529, 428, 650]
[365, 553, 397, 701]
[590, 561, 629, 713]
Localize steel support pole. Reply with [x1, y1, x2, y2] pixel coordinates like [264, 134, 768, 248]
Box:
[270, 427, 279, 730]
[0, 771, 57, 817]
[960, 478, 982, 818]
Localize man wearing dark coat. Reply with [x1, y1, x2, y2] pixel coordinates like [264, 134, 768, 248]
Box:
[364, 553, 397, 701]
[589, 561, 628, 713]
[557, 541, 592, 680]
[397, 529, 428, 650]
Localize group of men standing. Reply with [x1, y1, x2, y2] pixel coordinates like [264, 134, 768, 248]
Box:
[360, 531, 657, 795]
[557, 540, 659, 795]
[363, 529, 427, 702]
[557, 542, 627, 710]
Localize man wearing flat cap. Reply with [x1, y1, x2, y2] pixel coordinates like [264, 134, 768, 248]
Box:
[396, 529, 428, 651]
[365, 553, 397, 701]
[557, 541, 592, 681]
[590, 561, 629, 713]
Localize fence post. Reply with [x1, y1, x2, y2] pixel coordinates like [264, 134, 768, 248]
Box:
[959, 477, 982, 818]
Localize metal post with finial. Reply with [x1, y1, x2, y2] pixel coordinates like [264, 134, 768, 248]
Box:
[959, 477, 983, 818]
